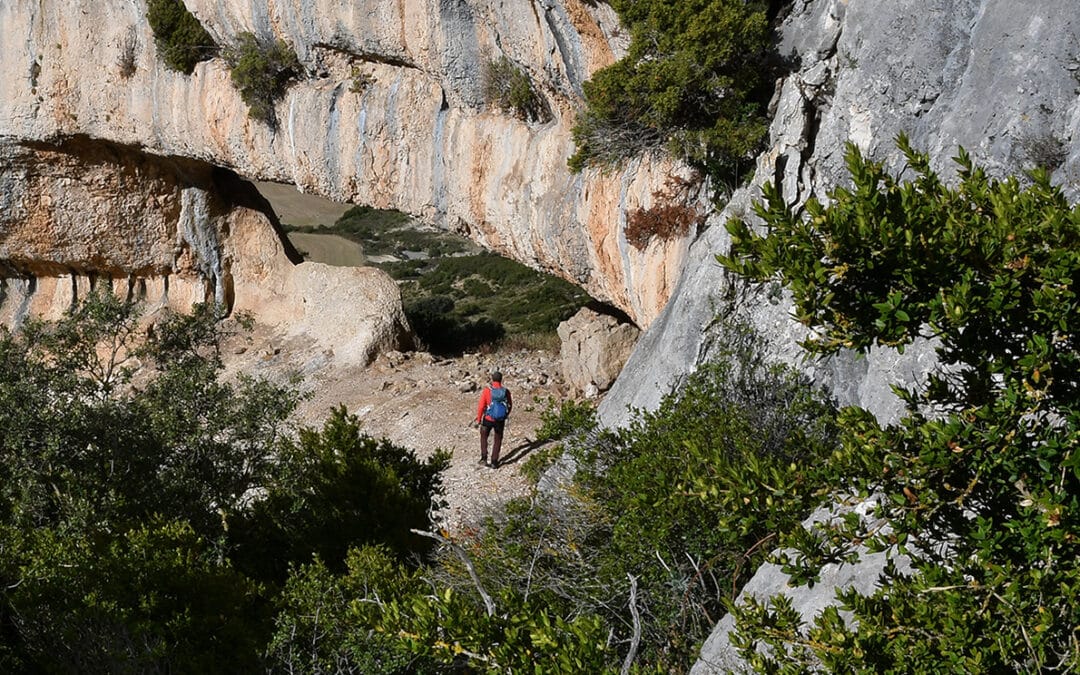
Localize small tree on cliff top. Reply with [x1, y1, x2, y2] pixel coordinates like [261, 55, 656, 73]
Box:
[569, 0, 778, 188]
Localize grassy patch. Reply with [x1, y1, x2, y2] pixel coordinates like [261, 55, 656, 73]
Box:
[395, 253, 591, 338]
[286, 205, 469, 258]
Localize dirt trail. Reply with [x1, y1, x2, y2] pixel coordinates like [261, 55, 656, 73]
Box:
[222, 324, 569, 534]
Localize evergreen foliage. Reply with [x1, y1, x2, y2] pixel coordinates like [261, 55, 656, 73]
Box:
[720, 137, 1080, 670]
[484, 56, 550, 123]
[269, 328, 840, 672]
[398, 253, 591, 354]
[569, 0, 779, 186]
[225, 32, 301, 125]
[0, 293, 447, 671]
[404, 294, 506, 355]
[145, 0, 217, 74]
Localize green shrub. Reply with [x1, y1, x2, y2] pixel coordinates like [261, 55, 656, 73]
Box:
[146, 0, 217, 74]
[418, 325, 839, 671]
[0, 292, 451, 670]
[271, 540, 615, 673]
[349, 65, 375, 94]
[233, 406, 450, 584]
[570, 0, 780, 187]
[408, 253, 590, 337]
[534, 396, 597, 443]
[722, 136, 1080, 671]
[225, 32, 301, 125]
[484, 56, 550, 123]
[519, 443, 563, 484]
[574, 355, 838, 668]
[267, 547, 425, 674]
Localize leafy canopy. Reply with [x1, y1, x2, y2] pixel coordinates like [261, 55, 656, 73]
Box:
[0, 292, 448, 672]
[570, 0, 776, 185]
[720, 137, 1080, 671]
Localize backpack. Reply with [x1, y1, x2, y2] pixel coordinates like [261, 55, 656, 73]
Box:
[485, 386, 508, 421]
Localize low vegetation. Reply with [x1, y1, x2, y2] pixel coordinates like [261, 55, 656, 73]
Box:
[256, 322, 841, 672]
[0, 294, 448, 672]
[146, 0, 217, 74]
[286, 206, 592, 355]
[483, 56, 550, 124]
[287, 205, 469, 259]
[398, 252, 590, 342]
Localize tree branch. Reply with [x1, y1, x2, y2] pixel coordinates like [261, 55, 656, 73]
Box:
[621, 574, 642, 675]
[412, 528, 496, 617]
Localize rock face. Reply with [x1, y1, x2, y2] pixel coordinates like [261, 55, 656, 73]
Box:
[601, 0, 1080, 428]
[690, 499, 913, 675]
[0, 137, 409, 364]
[0, 0, 700, 328]
[589, 1, 1080, 670]
[556, 306, 640, 397]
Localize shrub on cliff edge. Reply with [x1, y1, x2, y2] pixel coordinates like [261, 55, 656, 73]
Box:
[569, 0, 780, 190]
[146, 0, 217, 74]
[225, 32, 302, 126]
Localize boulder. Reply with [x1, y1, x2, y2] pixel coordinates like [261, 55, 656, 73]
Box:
[556, 307, 640, 397]
[690, 498, 913, 673]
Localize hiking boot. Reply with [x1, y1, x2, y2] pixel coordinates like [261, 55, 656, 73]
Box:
[478, 456, 488, 465]
[488, 459, 499, 469]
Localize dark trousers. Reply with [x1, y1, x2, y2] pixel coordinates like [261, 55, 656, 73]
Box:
[480, 420, 505, 463]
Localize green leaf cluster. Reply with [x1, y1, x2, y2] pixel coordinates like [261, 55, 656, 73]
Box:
[570, 0, 777, 185]
[146, 0, 217, 74]
[225, 32, 302, 125]
[720, 138, 1080, 671]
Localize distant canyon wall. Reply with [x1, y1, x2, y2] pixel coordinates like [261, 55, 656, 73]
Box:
[0, 0, 697, 333]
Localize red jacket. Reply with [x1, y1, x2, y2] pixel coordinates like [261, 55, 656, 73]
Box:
[476, 383, 512, 423]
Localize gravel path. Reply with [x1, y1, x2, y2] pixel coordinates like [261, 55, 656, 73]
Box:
[223, 325, 569, 534]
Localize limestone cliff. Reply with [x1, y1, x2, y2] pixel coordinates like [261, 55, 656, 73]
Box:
[586, 1, 1080, 670]
[0, 137, 410, 363]
[0, 0, 698, 332]
[6, 0, 1080, 669]
[603, 0, 1080, 428]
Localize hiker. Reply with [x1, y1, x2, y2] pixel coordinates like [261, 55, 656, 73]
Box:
[475, 371, 512, 468]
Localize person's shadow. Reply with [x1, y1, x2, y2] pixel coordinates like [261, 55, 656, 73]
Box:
[495, 437, 548, 466]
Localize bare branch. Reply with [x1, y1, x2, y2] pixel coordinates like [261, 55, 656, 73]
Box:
[621, 574, 642, 675]
[412, 528, 496, 617]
